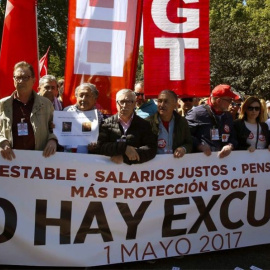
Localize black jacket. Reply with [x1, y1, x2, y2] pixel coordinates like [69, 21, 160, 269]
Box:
[97, 114, 157, 164]
[186, 105, 237, 152]
[146, 111, 193, 153]
[233, 119, 270, 150]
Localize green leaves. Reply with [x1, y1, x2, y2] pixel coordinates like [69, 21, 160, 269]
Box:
[210, 0, 270, 99]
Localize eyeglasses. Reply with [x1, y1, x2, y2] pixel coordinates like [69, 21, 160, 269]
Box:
[247, 106, 260, 112]
[220, 98, 233, 103]
[135, 93, 144, 97]
[231, 102, 241, 107]
[182, 98, 193, 102]
[13, 75, 31, 82]
[117, 100, 134, 106]
[43, 85, 56, 90]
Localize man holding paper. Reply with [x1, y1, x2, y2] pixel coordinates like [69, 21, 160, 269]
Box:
[64, 83, 104, 124]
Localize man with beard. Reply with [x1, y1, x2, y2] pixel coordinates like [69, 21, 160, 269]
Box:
[97, 89, 157, 164]
[186, 84, 238, 158]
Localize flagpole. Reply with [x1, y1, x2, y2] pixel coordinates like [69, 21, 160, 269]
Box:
[35, 0, 40, 83]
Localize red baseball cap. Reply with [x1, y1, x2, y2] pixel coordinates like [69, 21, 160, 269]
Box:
[211, 84, 239, 99]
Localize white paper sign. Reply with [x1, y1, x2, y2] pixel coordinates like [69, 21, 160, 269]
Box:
[53, 110, 99, 148]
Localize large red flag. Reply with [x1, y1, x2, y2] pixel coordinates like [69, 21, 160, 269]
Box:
[64, 0, 143, 115]
[0, 0, 39, 99]
[39, 46, 50, 78]
[143, 0, 210, 98]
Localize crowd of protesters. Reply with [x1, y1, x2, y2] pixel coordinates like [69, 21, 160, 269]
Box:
[1, 61, 270, 162]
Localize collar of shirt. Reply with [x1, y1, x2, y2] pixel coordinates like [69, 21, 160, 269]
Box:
[158, 114, 175, 132]
[13, 91, 34, 105]
[118, 113, 134, 134]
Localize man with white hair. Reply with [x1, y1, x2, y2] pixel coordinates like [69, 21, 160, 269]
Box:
[97, 89, 157, 164]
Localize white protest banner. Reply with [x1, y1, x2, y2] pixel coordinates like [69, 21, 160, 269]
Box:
[53, 110, 99, 149]
[0, 150, 270, 267]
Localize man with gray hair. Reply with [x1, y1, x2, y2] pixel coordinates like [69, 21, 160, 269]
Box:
[64, 82, 103, 124]
[38, 74, 62, 110]
[97, 89, 157, 164]
[147, 90, 193, 158]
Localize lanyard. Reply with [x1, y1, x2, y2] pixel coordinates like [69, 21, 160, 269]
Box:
[204, 105, 219, 128]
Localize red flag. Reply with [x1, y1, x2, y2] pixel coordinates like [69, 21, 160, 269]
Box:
[64, 0, 143, 115]
[0, 0, 39, 99]
[39, 46, 50, 78]
[143, 0, 210, 98]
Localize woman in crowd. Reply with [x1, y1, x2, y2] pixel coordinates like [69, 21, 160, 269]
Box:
[234, 96, 270, 151]
[260, 98, 268, 122]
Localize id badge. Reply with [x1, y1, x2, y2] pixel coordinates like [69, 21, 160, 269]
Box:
[17, 122, 28, 136]
[222, 134, 230, 142]
[211, 128, 219, 140]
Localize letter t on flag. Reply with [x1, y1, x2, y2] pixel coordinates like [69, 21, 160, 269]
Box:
[0, 0, 39, 99]
[143, 0, 210, 97]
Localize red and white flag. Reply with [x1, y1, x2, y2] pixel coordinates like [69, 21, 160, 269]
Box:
[0, 0, 39, 99]
[39, 46, 50, 78]
[64, 0, 143, 114]
[143, 0, 210, 97]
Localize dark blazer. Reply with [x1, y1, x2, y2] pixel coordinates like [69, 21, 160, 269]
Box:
[186, 105, 237, 152]
[233, 119, 270, 150]
[97, 114, 157, 165]
[146, 111, 193, 153]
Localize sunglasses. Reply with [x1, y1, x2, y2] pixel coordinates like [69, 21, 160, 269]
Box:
[247, 106, 260, 111]
[135, 93, 144, 97]
[182, 98, 193, 102]
[231, 102, 241, 107]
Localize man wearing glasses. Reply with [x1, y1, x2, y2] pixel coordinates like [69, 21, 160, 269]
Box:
[228, 96, 243, 120]
[134, 81, 157, 118]
[186, 84, 239, 158]
[97, 89, 157, 164]
[0, 61, 58, 160]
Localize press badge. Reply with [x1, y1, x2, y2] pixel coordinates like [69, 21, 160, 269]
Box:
[17, 119, 28, 136]
[222, 134, 230, 142]
[210, 128, 219, 140]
